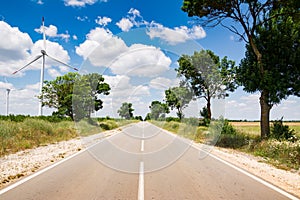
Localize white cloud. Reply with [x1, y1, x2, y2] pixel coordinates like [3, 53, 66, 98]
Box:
[99, 75, 150, 117]
[76, 16, 89, 22]
[0, 21, 34, 76]
[73, 35, 78, 40]
[147, 22, 206, 45]
[108, 44, 171, 77]
[0, 81, 14, 90]
[116, 18, 133, 32]
[76, 27, 171, 77]
[34, 24, 70, 42]
[0, 21, 33, 62]
[95, 16, 112, 26]
[30, 40, 71, 70]
[64, 0, 107, 7]
[31, 0, 44, 4]
[48, 68, 62, 78]
[116, 8, 148, 32]
[25, 82, 40, 90]
[149, 77, 179, 90]
[75, 27, 117, 60]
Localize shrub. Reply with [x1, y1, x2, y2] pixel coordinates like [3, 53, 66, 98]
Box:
[209, 119, 249, 148]
[270, 118, 297, 141]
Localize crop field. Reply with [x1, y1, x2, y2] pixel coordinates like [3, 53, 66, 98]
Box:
[230, 121, 300, 136]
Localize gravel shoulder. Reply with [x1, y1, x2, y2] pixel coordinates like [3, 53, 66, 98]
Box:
[1, 129, 299, 198]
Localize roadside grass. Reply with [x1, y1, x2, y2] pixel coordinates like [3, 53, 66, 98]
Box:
[151, 120, 300, 171]
[0, 119, 78, 156]
[0, 117, 138, 157]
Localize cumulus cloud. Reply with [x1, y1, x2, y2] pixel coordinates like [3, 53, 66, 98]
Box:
[0, 81, 14, 90]
[109, 44, 171, 77]
[95, 16, 112, 26]
[147, 22, 206, 45]
[48, 68, 62, 78]
[0, 21, 33, 62]
[116, 8, 148, 32]
[116, 8, 206, 45]
[75, 27, 116, 60]
[116, 18, 133, 32]
[64, 0, 107, 7]
[100, 75, 150, 117]
[30, 40, 71, 71]
[76, 27, 171, 77]
[149, 77, 179, 90]
[0, 21, 33, 76]
[34, 24, 70, 42]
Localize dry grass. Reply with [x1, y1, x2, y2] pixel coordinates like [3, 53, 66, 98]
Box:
[230, 121, 300, 136]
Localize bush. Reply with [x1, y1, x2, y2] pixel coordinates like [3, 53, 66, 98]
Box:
[209, 119, 249, 148]
[270, 118, 297, 141]
[165, 117, 180, 122]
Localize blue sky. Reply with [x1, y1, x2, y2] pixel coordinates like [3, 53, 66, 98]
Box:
[0, 0, 299, 120]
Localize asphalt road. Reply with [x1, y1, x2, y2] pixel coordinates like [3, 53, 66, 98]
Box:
[0, 122, 298, 200]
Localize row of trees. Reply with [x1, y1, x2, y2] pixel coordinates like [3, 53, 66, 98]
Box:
[181, 0, 300, 138]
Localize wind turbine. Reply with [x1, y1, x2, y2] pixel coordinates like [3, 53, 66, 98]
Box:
[13, 17, 78, 116]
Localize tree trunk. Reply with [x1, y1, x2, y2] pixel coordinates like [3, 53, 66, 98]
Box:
[207, 96, 211, 120]
[259, 90, 271, 139]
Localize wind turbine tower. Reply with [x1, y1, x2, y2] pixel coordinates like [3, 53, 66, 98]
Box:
[6, 88, 10, 116]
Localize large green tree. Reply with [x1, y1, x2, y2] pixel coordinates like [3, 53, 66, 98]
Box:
[117, 102, 134, 119]
[177, 50, 236, 120]
[181, 0, 299, 138]
[40, 72, 110, 121]
[165, 86, 193, 120]
[238, 10, 300, 137]
[149, 101, 170, 120]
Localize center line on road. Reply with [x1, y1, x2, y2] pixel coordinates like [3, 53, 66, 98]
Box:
[138, 161, 144, 200]
[141, 140, 144, 152]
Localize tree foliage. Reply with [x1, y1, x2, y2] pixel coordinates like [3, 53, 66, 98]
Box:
[238, 10, 300, 105]
[177, 50, 236, 120]
[149, 101, 169, 120]
[40, 72, 110, 121]
[165, 86, 193, 120]
[117, 102, 134, 119]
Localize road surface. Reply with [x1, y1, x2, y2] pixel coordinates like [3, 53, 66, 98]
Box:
[0, 122, 298, 199]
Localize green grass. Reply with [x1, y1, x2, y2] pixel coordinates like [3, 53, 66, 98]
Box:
[0, 119, 78, 156]
[0, 118, 139, 157]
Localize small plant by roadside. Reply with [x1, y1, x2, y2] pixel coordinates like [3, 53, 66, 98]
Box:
[270, 118, 297, 142]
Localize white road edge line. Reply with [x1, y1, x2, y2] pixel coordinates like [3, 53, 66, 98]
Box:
[138, 161, 144, 200]
[193, 144, 299, 200]
[0, 148, 87, 196]
[0, 130, 122, 196]
[141, 140, 144, 152]
[152, 123, 299, 200]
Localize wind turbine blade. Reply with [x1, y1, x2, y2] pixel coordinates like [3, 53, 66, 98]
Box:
[12, 55, 43, 74]
[46, 54, 78, 71]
